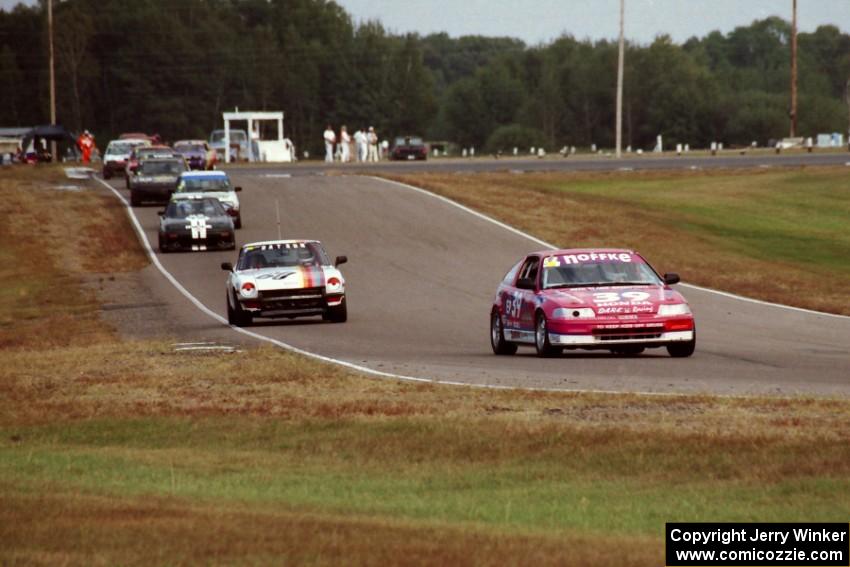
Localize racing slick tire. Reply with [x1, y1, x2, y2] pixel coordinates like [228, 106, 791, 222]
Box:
[490, 311, 517, 355]
[326, 300, 347, 323]
[234, 214, 242, 230]
[534, 312, 560, 358]
[227, 293, 253, 327]
[667, 331, 696, 358]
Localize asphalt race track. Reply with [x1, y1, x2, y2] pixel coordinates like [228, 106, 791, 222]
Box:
[103, 156, 850, 397]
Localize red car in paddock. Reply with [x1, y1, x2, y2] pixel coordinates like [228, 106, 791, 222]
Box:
[490, 249, 696, 357]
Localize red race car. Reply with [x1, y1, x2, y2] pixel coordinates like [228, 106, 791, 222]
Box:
[490, 249, 695, 357]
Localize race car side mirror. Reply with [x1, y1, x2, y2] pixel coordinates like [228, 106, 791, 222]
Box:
[234, 186, 243, 192]
[334, 255, 348, 267]
[516, 277, 535, 290]
[664, 273, 680, 285]
[221, 262, 233, 272]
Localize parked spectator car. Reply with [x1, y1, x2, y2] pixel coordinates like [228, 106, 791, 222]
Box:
[390, 136, 428, 161]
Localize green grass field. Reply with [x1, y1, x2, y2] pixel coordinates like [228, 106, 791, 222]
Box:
[2, 166, 849, 566]
[388, 166, 850, 314]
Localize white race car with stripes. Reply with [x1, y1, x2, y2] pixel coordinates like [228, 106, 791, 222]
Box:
[221, 240, 348, 326]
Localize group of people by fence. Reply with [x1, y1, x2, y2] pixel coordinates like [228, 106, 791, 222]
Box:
[323, 125, 384, 163]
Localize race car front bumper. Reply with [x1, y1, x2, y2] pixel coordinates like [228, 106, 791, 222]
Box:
[159, 231, 234, 251]
[549, 330, 694, 346]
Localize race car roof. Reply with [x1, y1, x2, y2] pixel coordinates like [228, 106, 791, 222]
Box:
[241, 240, 319, 249]
[179, 171, 228, 179]
[535, 248, 637, 257]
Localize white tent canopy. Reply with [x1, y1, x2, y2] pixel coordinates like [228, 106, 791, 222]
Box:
[222, 110, 293, 163]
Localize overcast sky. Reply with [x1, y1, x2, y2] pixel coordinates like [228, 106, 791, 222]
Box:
[334, 0, 849, 44]
[2, 0, 848, 45]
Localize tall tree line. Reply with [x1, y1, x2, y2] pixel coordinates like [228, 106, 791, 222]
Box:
[0, 0, 847, 154]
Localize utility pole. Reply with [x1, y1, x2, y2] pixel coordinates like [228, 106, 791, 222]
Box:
[615, 0, 625, 158]
[789, 0, 798, 138]
[48, 0, 57, 162]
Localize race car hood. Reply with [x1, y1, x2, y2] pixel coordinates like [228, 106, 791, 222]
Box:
[541, 284, 688, 315]
[161, 214, 232, 231]
[237, 265, 330, 291]
[135, 174, 180, 185]
[176, 190, 238, 209]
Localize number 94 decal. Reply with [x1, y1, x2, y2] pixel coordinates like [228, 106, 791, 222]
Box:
[593, 291, 650, 303]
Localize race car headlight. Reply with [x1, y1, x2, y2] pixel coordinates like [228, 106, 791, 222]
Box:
[326, 276, 343, 292]
[239, 282, 257, 298]
[658, 303, 692, 316]
[552, 307, 595, 319]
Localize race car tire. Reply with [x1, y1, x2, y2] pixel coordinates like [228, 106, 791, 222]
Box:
[327, 301, 347, 323]
[534, 312, 560, 358]
[234, 215, 242, 230]
[667, 333, 696, 358]
[227, 293, 253, 327]
[130, 191, 141, 207]
[103, 170, 112, 180]
[490, 311, 517, 355]
[157, 235, 167, 253]
[610, 346, 645, 356]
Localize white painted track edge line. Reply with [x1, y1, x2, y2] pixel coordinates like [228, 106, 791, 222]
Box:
[370, 176, 850, 321]
[93, 175, 704, 398]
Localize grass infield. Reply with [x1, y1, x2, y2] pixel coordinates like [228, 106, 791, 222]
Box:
[383, 166, 850, 315]
[1, 165, 849, 566]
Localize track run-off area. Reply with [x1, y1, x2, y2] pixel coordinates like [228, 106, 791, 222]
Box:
[98, 154, 850, 397]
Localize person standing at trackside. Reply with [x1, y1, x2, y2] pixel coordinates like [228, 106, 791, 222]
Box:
[367, 126, 379, 162]
[323, 124, 336, 163]
[339, 125, 351, 163]
[354, 127, 367, 162]
[77, 130, 95, 164]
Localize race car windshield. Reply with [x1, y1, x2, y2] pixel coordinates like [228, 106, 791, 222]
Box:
[166, 199, 225, 219]
[141, 161, 183, 175]
[395, 137, 424, 146]
[238, 244, 322, 270]
[178, 177, 231, 192]
[542, 260, 662, 289]
[106, 142, 134, 154]
[176, 143, 204, 152]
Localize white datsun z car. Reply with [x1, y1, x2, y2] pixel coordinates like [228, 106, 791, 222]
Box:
[221, 240, 348, 326]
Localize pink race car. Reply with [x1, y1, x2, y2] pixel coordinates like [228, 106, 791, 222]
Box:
[490, 249, 696, 357]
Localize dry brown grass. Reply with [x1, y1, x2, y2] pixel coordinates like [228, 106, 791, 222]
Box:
[382, 168, 850, 315]
[0, 166, 147, 349]
[0, 487, 659, 567]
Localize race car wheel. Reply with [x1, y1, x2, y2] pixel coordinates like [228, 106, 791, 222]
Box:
[610, 346, 645, 356]
[227, 293, 253, 327]
[490, 311, 517, 355]
[103, 170, 112, 180]
[326, 300, 347, 323]
[667, 332, 696, 358]
[235, 214, 242, 229]
[130, 191, 141, 207]
[534, 313, 559, 358]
